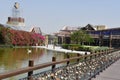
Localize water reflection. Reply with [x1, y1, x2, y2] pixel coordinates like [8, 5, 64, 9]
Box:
[0, 48, 44, 73]
[0, 47, 76, 79]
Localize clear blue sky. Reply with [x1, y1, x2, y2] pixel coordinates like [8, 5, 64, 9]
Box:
[0, 0, 120, 34]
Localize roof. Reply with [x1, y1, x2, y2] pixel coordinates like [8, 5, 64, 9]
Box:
[54, 31, 71, 37]
[31, 27, 42, 34]
[61, 26, 78, 31]
[81, 24, 95, 31]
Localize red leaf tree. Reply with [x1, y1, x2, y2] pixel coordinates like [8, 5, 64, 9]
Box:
[0, 27, 45, 46]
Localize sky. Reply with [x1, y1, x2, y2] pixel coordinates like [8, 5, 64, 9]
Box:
[0, 0, 120, 34]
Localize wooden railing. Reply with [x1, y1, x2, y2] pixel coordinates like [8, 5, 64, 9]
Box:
[0, 49, 119, 80]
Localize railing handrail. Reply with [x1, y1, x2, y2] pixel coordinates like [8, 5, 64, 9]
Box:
[0, 49, 117, 79]
[0, 56, 85, 79]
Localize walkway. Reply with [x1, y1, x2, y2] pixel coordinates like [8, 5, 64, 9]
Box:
[33, 44, 90, 54]
[92, 58, 120, 80]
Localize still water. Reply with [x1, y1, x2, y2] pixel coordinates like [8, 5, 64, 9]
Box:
[0, 47, 76, 80]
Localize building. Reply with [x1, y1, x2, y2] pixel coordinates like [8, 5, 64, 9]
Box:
[88, 27, 120, 48]
[94, 25, 106, 30]
[55, 24, 120, 48]
[54, 26, 79, 44]
[31, 27, 42, 35]
[6, 2, 25, 30]
[45, 34, 57, 45]
[81, 24, 120, 48]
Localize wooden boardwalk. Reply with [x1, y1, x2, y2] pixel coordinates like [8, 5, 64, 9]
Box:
[92, 58, 120, 80]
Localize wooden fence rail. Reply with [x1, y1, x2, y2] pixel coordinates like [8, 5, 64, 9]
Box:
[0, 49, 118, 79]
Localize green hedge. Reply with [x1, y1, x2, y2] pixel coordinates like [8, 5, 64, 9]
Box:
[62, 44, 109, 52]
[62, 44, 81, 50]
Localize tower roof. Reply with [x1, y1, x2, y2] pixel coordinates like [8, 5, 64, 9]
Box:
[14, 2, 19, 9]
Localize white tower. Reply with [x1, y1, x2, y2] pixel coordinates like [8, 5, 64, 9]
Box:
[7, 2, 25, 28]
[12, 2, 20, 18]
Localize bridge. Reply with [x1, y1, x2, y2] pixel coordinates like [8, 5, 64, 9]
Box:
[0, 49, 120, 80]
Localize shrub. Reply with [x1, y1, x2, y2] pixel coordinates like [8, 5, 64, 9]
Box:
[0, 27, 45, 46]
[62, 44, 109, 52]
[61, 44, 69, 49]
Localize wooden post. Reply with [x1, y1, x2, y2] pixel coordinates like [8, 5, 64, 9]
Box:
[28, 60, 34, 80]
[94, 51, 97, 58]
[101, 50, 104, 72]
[66, 54, 70, 66]
[99, 50, 101, 58]
[93, 51, 97, 78]
[77, 53, 80, 63]
[106, 49, 108, 55]
[102, 50, 104, 55]
[84, 52, 87, 79]
[109, 49, 110, 54]
[90, 52, 93, 60]
[84, 52, 87, 60]
[99, 32, 102, 47]
[105, 50, 107, 55]
[98, 50, 102, 73]
[89, 51, 93, 78]
[52, 57, 56, 72]
[109, 32, 112, 49]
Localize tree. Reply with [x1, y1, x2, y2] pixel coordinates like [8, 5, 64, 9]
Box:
[70, 30, 94, 45]
[0, 27, 45, 46]
[70, 30, 80, 44]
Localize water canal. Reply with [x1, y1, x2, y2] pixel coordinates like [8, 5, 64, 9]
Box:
[0, 47, 77, 80]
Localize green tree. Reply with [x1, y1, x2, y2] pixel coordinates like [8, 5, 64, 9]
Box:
[70, 30, 94, 45]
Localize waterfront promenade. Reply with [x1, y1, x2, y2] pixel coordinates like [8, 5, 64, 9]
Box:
[92, 57, 120, 80]
[33, 44, 90, 54]
[0, 45, 119, 80]
[19, 49, 120, 80]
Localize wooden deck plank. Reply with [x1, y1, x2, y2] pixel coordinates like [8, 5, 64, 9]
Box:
[92, 59, 120, 80]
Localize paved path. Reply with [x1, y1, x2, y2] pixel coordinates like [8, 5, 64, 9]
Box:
[92, 59, 120, 80]
[32, 44, 90, 54]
